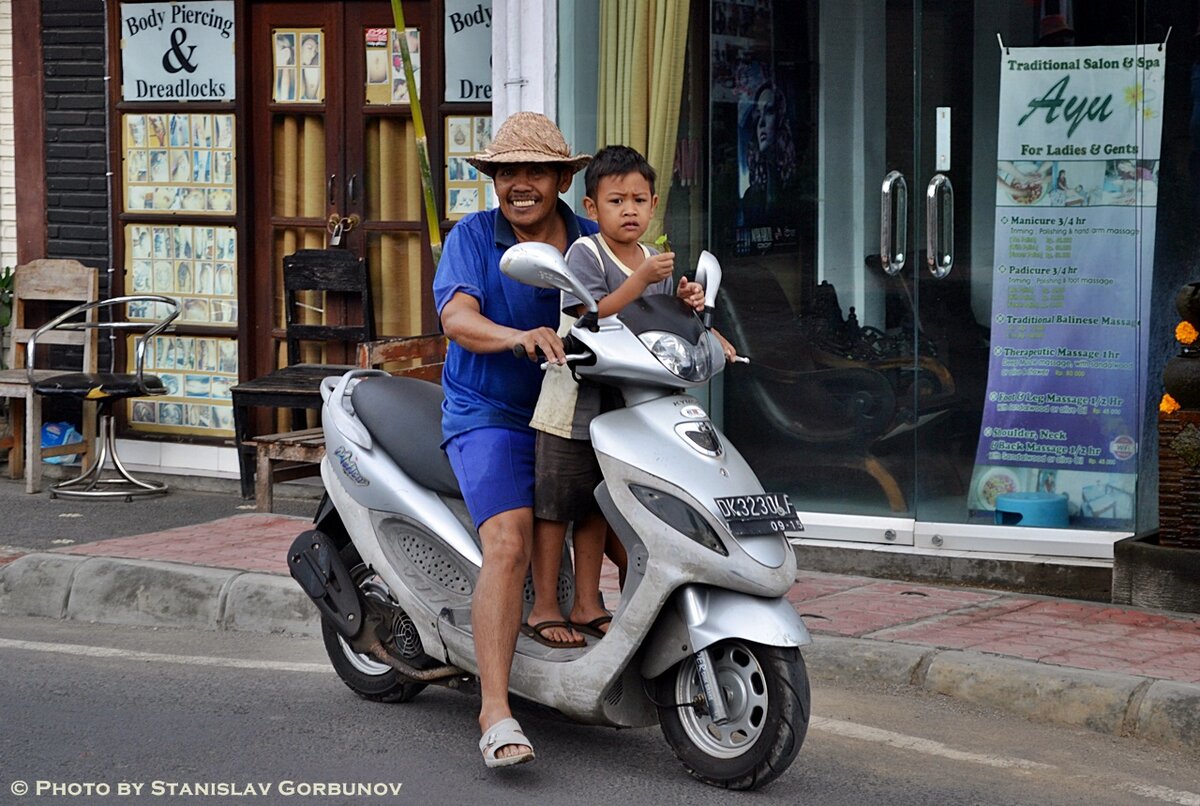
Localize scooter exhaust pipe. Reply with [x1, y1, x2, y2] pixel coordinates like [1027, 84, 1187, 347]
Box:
[289, 530, 466, 684]
[359, 638, 466, 683]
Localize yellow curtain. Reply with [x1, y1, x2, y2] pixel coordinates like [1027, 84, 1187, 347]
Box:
[366, 117, 423, 338]
[597, 0, 690, 241]
[271, 114, 327, 368]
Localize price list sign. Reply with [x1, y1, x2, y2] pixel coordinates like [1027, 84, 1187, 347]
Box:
[970, 44, 1165, 526]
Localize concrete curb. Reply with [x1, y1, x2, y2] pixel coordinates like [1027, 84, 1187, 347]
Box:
[0, 553, 320, 636]
[810, 635, 1200, 755]
[2, 554, 1197, 755]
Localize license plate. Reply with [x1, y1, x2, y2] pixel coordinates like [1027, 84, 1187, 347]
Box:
[714, 493, 804, 537]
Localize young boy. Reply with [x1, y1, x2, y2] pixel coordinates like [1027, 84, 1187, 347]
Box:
[523, 145, 736, 648]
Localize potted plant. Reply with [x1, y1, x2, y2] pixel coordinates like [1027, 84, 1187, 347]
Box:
[1113, 281, 1200, 614]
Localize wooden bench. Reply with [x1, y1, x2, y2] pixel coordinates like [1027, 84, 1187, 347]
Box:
[250, 334, 446, 512]
[249, 427, 326, 513]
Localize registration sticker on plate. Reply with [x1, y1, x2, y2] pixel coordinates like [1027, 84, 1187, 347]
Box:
[714, 493, 804, 537]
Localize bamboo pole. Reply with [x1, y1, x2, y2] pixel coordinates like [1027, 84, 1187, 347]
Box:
[390, 0, 443, 266]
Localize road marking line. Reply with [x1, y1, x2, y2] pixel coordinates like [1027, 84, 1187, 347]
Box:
[1118, 782, 1200, 806]
[809, 716, 1056, 771]
[0, 637, 332, 674]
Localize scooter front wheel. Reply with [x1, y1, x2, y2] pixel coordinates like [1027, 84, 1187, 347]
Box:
[320, 545, 427, 704]
[656, 640, 810, 790]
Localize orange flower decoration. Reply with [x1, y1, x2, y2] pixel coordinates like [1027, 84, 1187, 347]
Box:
[1176, 321, 1199, 345]
[1161, 393, 1181, 414]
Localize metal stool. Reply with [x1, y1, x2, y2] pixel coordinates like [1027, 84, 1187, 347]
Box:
[27, 295, 180, 501]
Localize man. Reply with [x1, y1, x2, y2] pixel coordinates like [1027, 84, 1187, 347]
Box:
[432, 112, 596, 768]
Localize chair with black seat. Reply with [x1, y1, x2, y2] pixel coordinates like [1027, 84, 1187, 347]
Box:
[231, 249, 375, 498]
[28, 295, 181, 500]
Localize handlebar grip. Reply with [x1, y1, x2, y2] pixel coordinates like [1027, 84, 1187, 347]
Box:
[512, 343, 547, 360]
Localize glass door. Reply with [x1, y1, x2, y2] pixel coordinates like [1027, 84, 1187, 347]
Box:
[909, 1, 1180, 558]
[717, 1, 923, 545]
[719, 0, 1181, 555]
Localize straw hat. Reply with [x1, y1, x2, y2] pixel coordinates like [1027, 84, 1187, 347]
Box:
[467, 112, 591, 178]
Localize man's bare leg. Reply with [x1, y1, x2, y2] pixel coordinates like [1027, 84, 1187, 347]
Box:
[475, 507, 534, 761]
[527, 517, 580, 644]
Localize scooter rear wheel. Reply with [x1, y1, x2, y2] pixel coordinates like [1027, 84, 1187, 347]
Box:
[656, 639, 810, 790]
[320, 545, 427, 704]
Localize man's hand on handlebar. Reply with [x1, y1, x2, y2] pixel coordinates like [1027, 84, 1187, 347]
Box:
[513, 327, 566, 364]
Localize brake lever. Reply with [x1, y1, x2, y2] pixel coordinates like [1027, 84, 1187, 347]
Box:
[540, 353, 591, 371]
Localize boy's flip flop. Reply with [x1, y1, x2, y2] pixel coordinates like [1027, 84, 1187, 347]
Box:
[570, 614, 612, 638]
[521, 620, 586, 648]
[479, 717, 535, 769]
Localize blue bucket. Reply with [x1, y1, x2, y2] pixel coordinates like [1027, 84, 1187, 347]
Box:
[994, 492, 1069, 528]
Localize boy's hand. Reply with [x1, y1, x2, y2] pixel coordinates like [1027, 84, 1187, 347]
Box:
[677, 276, 705, 311]
[635, 252, 675, 287]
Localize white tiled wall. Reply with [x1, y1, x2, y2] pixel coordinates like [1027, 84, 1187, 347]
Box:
[115, 439, 240, 479]
[0, 4, 14, 269]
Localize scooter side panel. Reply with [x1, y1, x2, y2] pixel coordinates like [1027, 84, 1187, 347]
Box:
[321, 459, 462, 666]
[323, 415, 482, 568]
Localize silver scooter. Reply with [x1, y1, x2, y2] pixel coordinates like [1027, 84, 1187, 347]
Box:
[289, 242, 812, 790]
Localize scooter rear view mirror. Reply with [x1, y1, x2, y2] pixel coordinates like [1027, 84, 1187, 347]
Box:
[500, 242, 599, 315]
[694, 250, 723, 328]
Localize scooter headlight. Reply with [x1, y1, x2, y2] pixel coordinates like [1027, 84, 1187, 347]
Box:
[638, 331, 712, 382]
[630, 484, 727, 556]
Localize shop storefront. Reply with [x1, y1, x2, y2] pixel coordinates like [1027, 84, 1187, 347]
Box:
[14, 1, 1199, 567]
[17, 0, 490, 475]
[555, 0, 1197, 564]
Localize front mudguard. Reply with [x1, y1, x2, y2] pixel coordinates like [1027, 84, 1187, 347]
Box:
[639, 584, 811, 680]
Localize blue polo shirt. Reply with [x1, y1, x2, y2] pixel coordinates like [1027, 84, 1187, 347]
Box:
[434, 201, 598, 444]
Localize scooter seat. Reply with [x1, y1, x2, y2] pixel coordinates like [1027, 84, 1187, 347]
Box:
[351, 375, 463, 497]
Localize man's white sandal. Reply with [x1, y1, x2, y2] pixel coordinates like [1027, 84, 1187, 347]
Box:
[479, 717, 535, 768]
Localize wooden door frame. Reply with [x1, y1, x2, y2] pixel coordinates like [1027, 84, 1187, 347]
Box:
[245, 0, 448, 384]
[13, 0, 46, 263]
[247, 2, 346, 383]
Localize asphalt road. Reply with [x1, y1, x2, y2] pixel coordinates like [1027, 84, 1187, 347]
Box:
[0, 475, 316, 552]
[2, 617, 1199, 806]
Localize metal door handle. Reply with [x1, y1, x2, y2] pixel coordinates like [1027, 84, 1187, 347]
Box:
[347, 174, 359, 206]
[880, 170, 907, 276]
[925, 173, 953, 279]
[327, 174, 337, 207]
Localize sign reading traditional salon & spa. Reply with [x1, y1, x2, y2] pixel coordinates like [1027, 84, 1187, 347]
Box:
[970, 44, 1165, 526]
[120, 1, 236, 101]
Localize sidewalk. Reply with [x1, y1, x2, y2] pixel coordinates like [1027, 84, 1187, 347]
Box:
[1, 512, 1198, 755]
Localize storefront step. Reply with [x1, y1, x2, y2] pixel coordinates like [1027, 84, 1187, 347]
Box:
[792, 540, 1113, 602]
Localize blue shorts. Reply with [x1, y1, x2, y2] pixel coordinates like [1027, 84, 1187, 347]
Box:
[445, 427, 536, 529]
